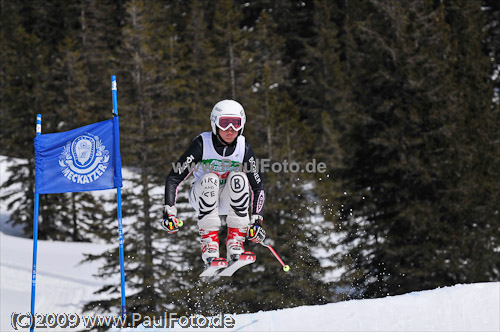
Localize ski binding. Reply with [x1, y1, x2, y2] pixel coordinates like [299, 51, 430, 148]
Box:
[200, 258, 228, 277]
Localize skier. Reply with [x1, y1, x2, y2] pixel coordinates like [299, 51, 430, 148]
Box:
[162, 100, 266, 268]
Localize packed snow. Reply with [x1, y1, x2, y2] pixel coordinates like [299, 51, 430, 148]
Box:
[1, 155, 499, 331]
[1, 230, 499, 331]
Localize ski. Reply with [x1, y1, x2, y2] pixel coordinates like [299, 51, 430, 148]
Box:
[200, 258, 228, 277]
[217, 251, 256, 277]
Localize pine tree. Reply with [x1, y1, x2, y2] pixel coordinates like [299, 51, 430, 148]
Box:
[211, 0, 247, 99]
[205, 8, 328, 313]
[42, 17, 109, 241]
[77, 0, 124, 120]
[481, 0, 500, 281]
[149, 4, 334, 316]
[0, 0, 48, 237]
[1, 1, 112, 241]
[483, 0, 500, 106]
[336, 0, 500, 298]
[82, 0, 186, 317]
[439, 0, 500, 284]
[296, 0, 352, 283]
[177, 0, 221, 137]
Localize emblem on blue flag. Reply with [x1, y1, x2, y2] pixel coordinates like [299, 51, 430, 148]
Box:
[59, 134, 110, 185]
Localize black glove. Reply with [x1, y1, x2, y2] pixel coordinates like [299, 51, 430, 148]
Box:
[161, 205, 183, 234]
[247, 214, 265, 243]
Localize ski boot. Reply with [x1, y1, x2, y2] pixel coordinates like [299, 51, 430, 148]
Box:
[200, 229, 220, 265]
[226, 227, 247, 263]
[200, 229, 228, 277]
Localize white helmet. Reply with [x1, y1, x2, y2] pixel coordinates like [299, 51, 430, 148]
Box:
[210, 100, 246, 135]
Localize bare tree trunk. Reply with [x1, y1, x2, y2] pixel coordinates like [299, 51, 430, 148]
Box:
[81, 3, 86, 48]
[229, 40, 236, 99]
[71, 192, 79, 241]
[130, 0, 154, 288]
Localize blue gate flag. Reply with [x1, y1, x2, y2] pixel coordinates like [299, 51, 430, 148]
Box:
[35, 117, 122, 194]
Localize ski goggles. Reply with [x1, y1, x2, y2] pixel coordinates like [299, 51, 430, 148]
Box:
[216, 116, 242, 131]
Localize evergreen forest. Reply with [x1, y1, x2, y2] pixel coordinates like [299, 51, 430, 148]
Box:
[1, 0, 500, 320]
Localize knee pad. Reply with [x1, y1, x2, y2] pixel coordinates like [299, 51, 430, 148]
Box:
[197, 173, 221, 230]
[226, 172, 250, 228]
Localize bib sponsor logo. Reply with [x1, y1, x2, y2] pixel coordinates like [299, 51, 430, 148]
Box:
[230, 174, 245, 193]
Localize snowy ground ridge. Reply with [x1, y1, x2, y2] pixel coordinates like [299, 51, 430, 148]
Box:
[1, 230, 499, 331]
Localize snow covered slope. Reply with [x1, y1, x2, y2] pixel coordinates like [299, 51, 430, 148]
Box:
[0, 232, 114, 331]
[210, 282, 499, 332]
[1, 231, 499, 331]
[1, 155, 499, 331]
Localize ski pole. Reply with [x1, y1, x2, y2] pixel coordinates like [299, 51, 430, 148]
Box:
[260, 242, 290, 272]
